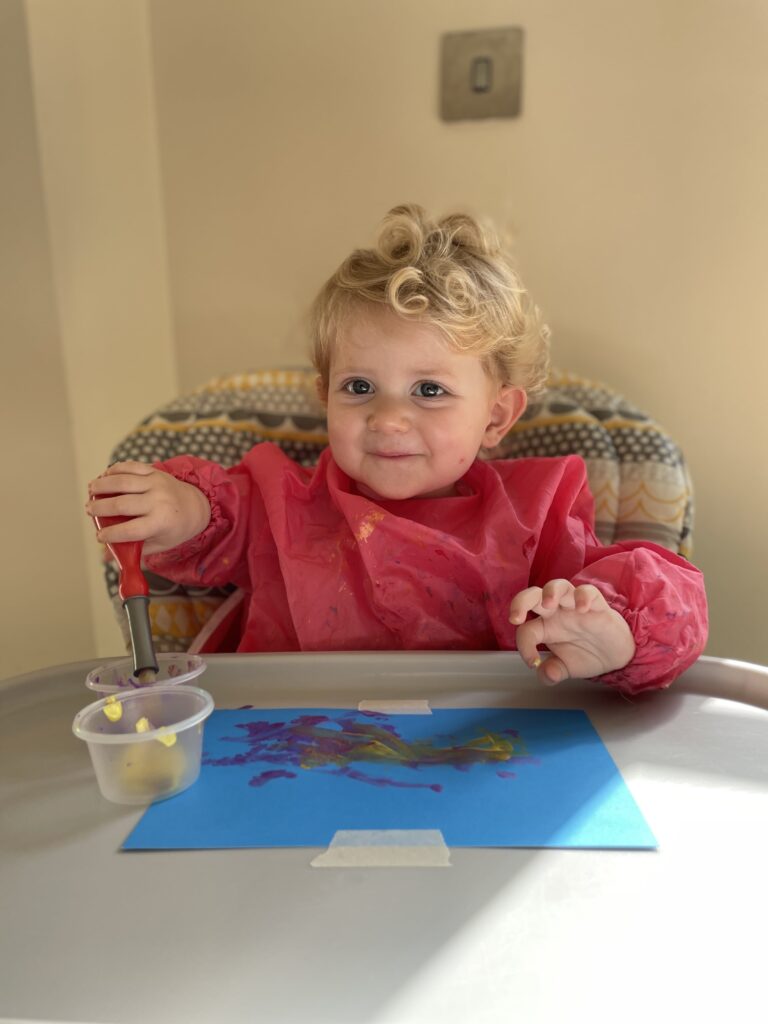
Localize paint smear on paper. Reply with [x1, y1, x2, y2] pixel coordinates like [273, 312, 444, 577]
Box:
[203, 712, 534, 791]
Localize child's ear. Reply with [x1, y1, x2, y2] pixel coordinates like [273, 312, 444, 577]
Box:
[481, 386, 527, 448]
[315, 375, 328, 405]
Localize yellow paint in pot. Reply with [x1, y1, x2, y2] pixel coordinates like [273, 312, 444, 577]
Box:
[136, 715, 178, 746]
[102, 696, 123, 723]
[117, 738, 187, 799]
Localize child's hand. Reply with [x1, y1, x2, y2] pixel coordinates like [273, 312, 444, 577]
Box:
[86, 461, 211, 555]
[509, 579, 636, 685]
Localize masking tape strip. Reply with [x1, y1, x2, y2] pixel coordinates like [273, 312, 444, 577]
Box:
[357, 699, 432, 715]
[310, 829, 451, 868]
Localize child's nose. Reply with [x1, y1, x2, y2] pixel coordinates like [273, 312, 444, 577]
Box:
[366, 396, 411, 432]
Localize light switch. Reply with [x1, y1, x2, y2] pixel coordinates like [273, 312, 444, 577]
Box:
[440, 27, 523, 121]
[470, 56, 493, 94]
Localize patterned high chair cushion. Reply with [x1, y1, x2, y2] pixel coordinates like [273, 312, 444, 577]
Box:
[104, 367, 694, 653]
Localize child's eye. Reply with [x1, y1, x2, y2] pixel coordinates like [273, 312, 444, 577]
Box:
[415, 381, 446, 398]
[343, 379, 373, 395]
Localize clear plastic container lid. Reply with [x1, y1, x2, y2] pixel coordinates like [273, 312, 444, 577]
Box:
[73, 684, 214, 743]
[85, 653, 207, 694]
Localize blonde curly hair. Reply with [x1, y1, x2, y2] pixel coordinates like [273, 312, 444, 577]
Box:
[310, 203, 550, 394]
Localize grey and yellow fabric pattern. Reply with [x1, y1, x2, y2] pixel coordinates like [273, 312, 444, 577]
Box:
[104, 367, 694, 653]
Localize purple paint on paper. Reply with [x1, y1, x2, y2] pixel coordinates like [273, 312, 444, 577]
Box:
[203, 711, 531, 793]
[249, 769, 297, 787]
[340, 766, 443, 792]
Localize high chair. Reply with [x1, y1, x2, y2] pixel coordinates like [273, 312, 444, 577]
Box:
[102, 367, 694, 655]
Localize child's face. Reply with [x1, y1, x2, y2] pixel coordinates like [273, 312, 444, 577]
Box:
[322, 307, 526, 500]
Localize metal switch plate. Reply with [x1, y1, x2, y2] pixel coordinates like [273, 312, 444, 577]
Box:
[440, 27, 524, 121]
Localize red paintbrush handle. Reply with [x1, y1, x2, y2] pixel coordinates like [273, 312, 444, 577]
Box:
[93, 500, 149, 602]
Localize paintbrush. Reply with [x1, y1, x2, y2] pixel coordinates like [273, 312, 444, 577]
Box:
[93, 503, 159, 684]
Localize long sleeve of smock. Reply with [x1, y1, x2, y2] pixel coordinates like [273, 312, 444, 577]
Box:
[521, 456, 707, 695]
[144, 453, 261, 590]
[146, 446, 320, 652]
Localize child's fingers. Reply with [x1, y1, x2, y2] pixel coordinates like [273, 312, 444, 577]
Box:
[514, 615, 547, 668]
[573, 584, 606, 613]
[509, 580, 574, 624]
[103, 460, 154, 476]
[540, 579, 575, 611]
[86, 492, 151, 520]
[89, 472, 156, 498]
[516, 620, 570, 681]
[88, 462, 155, 495]
[538, 654, 569, 686]
[94, 516, 154, 545]
[508, 586, 543, 625]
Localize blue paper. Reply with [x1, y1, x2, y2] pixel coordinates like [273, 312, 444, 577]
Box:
[122, 707, 656, 850]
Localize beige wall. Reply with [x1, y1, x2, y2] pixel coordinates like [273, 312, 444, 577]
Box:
[3, 0, 766, 676]
[25, 0, 180, 667]
[0, 0, 93, 678]
[0, 0, 178, 679]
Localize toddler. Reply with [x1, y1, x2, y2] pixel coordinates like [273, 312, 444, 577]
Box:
[87, 204, 707, 694]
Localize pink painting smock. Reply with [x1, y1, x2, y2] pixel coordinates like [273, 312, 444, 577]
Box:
[146, 443, 707, 695]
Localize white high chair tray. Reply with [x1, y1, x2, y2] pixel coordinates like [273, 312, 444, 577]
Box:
[1, 651, 766, 1024]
